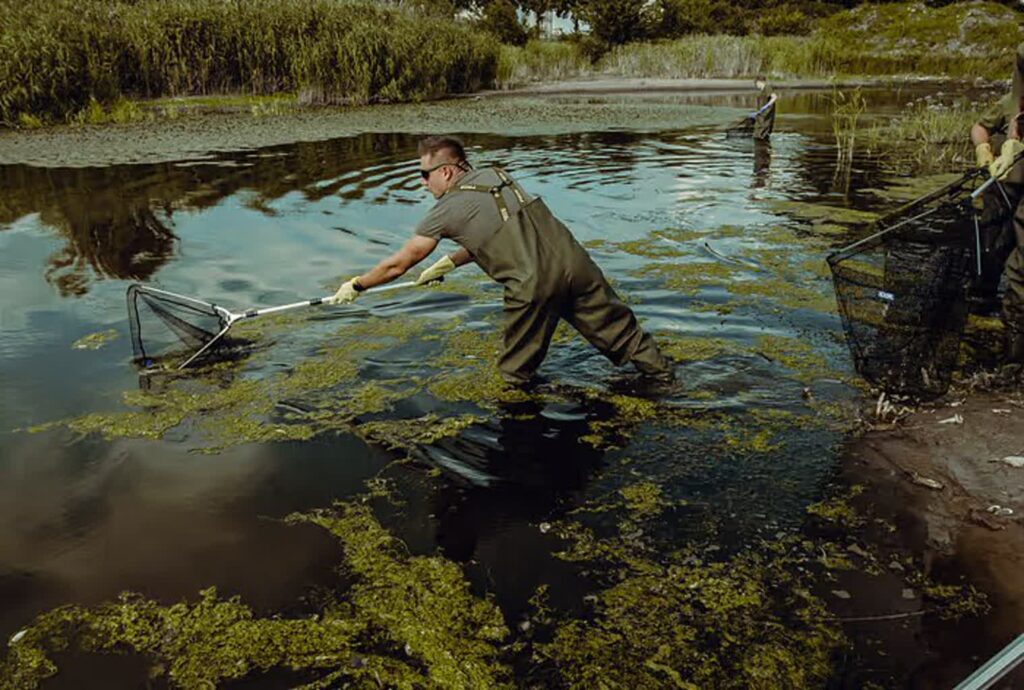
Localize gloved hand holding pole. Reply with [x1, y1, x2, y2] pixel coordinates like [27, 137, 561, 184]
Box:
[328, 277, 363, 305]
[976, 142, 995, 169]
[415, 255, 457, 285]
[989, 139, 1024, 180]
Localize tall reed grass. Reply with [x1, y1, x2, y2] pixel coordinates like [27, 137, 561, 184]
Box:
[0, 0, 498, 125]
[599, 33, 1014, 81]
[496, 40, 593, 89]
[830, 86, 865, 192]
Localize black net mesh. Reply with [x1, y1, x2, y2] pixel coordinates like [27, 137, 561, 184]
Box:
[827, 172, 1001, 399]
[127, 284, 227, 367]
[726, 118, 754, 137]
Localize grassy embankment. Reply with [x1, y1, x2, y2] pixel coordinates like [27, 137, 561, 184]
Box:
[2, 0, 1018, 131]
[0, 0, 497, 127]
[499, 2, 1021, 86]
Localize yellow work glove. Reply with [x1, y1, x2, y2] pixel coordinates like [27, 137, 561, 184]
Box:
[975, 142, 995, 169]
[990, 139, 1024, 180]
[328, 277, 362, 305]
[415, 255, 456, 285]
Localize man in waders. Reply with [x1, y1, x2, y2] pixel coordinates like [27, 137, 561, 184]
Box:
[328, 136, 674, 386]
[971, 43, 1024, 359]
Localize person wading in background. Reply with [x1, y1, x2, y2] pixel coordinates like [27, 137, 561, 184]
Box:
[752, 77, 778, 142]
[328, 135, 675, 386]
[971, 44, 1024, 360]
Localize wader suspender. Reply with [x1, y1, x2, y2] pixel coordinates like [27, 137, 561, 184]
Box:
[455, 168, 527, 222]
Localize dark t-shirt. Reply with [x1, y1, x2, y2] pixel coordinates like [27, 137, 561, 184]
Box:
[415, 168, 534, 255]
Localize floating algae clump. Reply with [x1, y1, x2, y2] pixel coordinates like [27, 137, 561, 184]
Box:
[767, 200, 879, 227]
[806, 486, 866, 529]
[619, 481, 668, 519]
[540, 524, 842, 690]
[1, 500, 513, 689]
[635, 261, 737, 296]
[755, 334, 834, 383]
[724, 426, 781, 454]
[428, 369, 530, 407]
[0, 588, 371, 689]
[863, 173, 963, 204]
[289, 502, 512, 688]
[33, 316, 434, 450]
[356, 413, 486, 450]
[71, 328, 119, 350]
[580, 393, 665, 449]
[658, 334, 733, 363]
[633, 233, 838, 314]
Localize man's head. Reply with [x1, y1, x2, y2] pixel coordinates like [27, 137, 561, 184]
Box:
[754, 76, 767, 92]
[418, 135, 470, 199]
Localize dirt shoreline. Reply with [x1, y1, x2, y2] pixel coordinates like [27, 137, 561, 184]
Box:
[477, 76, 916, 97]
[842, 388, 1024, 685]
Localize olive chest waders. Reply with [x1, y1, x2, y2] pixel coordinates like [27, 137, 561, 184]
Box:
[452, 169, 672, 384]
[753, 106, 775, 141]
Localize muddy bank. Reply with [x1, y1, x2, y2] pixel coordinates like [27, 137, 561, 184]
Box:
[841, 389, 1024, 685]
[482, 76, 911, 97]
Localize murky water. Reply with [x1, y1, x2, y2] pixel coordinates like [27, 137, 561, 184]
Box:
[0, 88, 1003, 687]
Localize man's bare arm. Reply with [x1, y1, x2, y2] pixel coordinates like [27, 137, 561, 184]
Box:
[971, 122, 992, 146]
[356, 235, 438, 289]
[449, 246, 474, 267]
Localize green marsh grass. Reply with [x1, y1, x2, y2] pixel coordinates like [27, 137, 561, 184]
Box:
[497, 40, 592, 89]
[0, 0, 498, 126]
[831, 87, 865, 162]
[500, 2, 1021, 85]
[830, 86, 866, 193]
[864, 103, 980, 172]
[2, 0, 1017, 125]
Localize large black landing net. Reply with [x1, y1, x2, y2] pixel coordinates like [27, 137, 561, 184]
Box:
[827, 171, 1006, 399]
[127, 284, 230, 367]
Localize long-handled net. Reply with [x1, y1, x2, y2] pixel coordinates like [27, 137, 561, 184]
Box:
[127, 285, 233, 368]
[725, 98, 775, 137]
[127, 281, 422, 370]
[827, 168, 1013, 399]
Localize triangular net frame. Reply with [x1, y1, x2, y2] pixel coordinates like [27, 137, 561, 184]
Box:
[127, 284, 231, 368]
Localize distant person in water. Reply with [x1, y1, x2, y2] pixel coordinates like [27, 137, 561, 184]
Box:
[752, 77, 778, 141]
[327, 135, 674, 386]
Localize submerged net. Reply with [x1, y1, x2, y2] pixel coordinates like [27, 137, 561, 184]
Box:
[127, 284, 228, 367]
[725, 118, 755, 137]
[827, 171, 1004, 399]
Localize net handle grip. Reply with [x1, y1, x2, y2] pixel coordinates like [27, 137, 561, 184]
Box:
[972, 175, 999, 200]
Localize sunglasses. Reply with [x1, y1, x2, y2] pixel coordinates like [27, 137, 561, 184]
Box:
[419, 162, 457, 180]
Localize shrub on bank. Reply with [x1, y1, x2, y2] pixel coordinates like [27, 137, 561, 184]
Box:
[0, 0, 498, 125]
